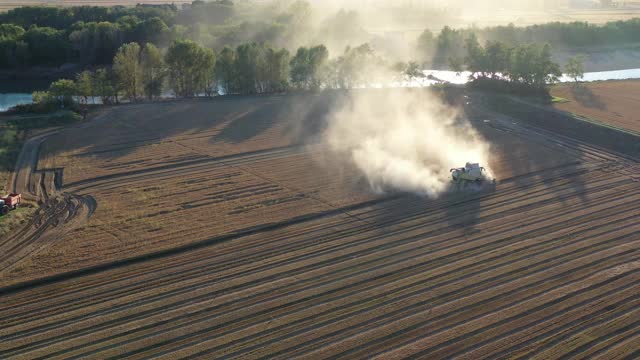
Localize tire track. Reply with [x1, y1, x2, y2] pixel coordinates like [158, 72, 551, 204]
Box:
[1, 162, 607, 313]
[2, 96, 639, 359]
[3, 179, 636, 342]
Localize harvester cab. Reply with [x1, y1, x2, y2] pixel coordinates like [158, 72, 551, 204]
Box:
[450, 163, 486, 183]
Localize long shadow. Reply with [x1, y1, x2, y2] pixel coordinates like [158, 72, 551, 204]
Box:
[46, 97, 287, 164]
[570, 84, 607, 110]
[46, 91, 599, 234]
[55, 93, 343, 167]
[211, 92, 341, 145]
[212, 102, 281, 144]
[281, 91, 343, 144]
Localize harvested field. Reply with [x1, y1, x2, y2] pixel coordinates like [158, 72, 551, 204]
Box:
[0, 90, 639, 359]
[552, 80, 640, 134]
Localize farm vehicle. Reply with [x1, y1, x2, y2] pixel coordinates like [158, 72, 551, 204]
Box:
[0, 193, 22, 216]
[450, 163, 489, 184]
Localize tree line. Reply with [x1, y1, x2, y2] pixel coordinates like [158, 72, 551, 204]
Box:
[449, 35, 563, 95]
[0, 1, 366, 70]
[417, 19, 640, 67]
[3, 1, 638, 71]
[34, 40, 211, 107]
[0, 1, 301, 69]
[33, 40, 387, 105]
[0, 6, 181, 68]
[31, 35, 567, 112]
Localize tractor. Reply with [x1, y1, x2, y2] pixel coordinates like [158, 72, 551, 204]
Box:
[0, 193, 22, 216]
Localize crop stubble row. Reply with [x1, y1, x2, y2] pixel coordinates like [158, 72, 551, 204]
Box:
[1, 98, 639, 359]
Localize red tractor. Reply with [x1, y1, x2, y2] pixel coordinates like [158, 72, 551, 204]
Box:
[0, 193, 21, 216]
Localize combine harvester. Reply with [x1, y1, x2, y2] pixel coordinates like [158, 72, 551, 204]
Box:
[450, 163, 491, 186]
[0, 193, 22, 216]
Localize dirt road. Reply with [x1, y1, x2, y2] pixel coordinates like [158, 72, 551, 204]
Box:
[0, 91, 638, 359]
[1, 125, 95, 275]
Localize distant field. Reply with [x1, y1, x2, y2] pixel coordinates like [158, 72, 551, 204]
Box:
[466, 8, 640, 26]
[369, 8, 640, 37]
[552, 80, 640, 134]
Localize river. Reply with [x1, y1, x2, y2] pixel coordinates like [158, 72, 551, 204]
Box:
[421, 67, 640, 85]
[0, 93, 33, 112]
[1, 68, 640, 112]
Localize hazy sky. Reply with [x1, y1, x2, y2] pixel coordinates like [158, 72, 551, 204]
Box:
[305, 0, 570, 10]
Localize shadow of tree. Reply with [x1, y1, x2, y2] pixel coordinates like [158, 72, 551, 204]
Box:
[212, 102, 281, 144]
[281, 91, 342, 144]
[571, 84, 607, 110]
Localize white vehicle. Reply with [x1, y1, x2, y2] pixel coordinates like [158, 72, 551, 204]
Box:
[450, 163, 488, 183]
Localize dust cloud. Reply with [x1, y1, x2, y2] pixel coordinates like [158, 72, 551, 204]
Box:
[271, 0, 566, 61]
[322, 90, 493, 197]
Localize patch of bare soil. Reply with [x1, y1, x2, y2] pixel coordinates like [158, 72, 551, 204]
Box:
[552, 80, 640, 134]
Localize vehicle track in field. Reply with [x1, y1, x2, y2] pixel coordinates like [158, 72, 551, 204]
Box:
[1, 97, 639, 359]
[1, 129, 97, 273]
[2, 174, 636, 358]
[5, 191, 636, 354]
[1, 162, 636, 308]
[64, 144, 310, 192]
[0, 159, 620, 315]
[6, 219, 640, 358]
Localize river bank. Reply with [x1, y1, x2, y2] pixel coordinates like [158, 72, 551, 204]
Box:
[2, 68, 640, 112]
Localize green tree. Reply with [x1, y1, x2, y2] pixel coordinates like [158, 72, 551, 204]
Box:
[290, 47, 310, 89]
[464, 34, 487, 79]
[533, 43, 562, 88]
[484, 40, 511, 79]
[434, 26, 465, 67]
[507, 43, 536, 85]
[140, 43, 165, 100]
[404, 61, 425, 83]
[113, 42, 142, 101]
[93, 67, 117, 104]
[75, 70, 94, 105]
[337, 43, 378, 89]
[0, 24, 25, 40]
[289, 45, 328, 90]
[69, 21, 123, 65]
[22, 26, 69, 65]
[182, 0, 235, 26]
[501, 43, 561, 89]
[134, 17, 170, 45]
[565, 55, 585, 83]
[196, 46, 216, 96]
[215, 46, 237, 94]
[304, 45, 328, 89]
[235, 42, 261, 94]
[31, 90, 52, 105]
[48, 79, 76, 107]
[261, 46, 290, 92]
[165, 39, 215, 97]
[449, 57, 463, 74]
[116, 15, 141, 33]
